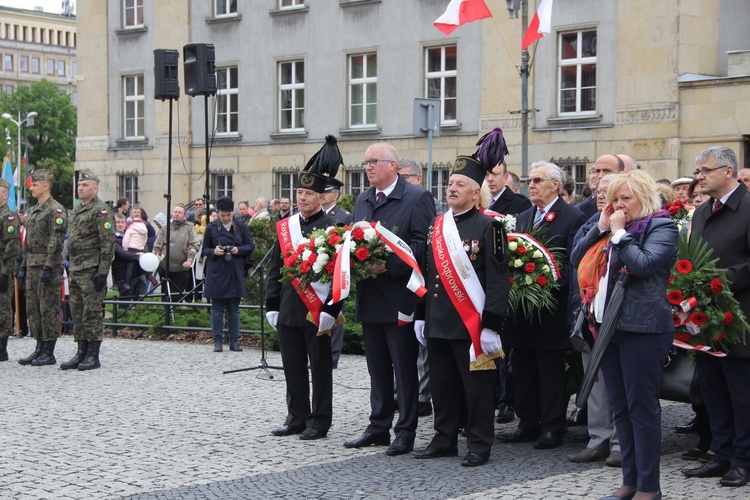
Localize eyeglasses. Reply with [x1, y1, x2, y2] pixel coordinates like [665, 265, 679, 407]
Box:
[400, 174, 418, 179]
[595, 190, 607, 197]
[528, 177, 549, 184]
[361, 158, 391, 168]
[693, 165, 728, 176]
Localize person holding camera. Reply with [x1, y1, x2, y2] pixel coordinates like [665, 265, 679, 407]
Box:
[202, 197, 254, 352]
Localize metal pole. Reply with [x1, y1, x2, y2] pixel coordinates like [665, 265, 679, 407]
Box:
[16, 112, 21, 208]
[521, 0, 529, 185]
[425, 103, 434, 194]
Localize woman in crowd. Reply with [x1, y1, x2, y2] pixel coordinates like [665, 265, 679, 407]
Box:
[572, 170, 677, 500]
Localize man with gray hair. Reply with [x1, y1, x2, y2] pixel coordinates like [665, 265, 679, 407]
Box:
[498, 161, 587, 450]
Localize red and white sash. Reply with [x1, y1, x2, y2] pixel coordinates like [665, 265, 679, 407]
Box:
[374, 222, 427, 298]
[432, 212, 486, 356]
[276, 215, 330, 325]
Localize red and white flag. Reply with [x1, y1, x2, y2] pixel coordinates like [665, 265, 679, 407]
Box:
[521, 0, 554, 50]
[434, 0, 492, 35]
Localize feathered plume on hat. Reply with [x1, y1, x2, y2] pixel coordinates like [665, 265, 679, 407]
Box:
[475, 127, 509, 172]
[297, 135, 344, 193]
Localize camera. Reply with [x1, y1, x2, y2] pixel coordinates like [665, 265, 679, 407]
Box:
[222, 245, 234, 262]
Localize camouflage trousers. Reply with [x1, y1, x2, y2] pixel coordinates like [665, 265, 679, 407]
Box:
[0, 281, 12, 339]
[26, 265, 64, 341]
[69, 268, 106, 342]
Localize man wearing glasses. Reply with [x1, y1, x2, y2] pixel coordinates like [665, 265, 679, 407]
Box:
[578, 155, 624, 218]
[683, 146, 750, 487]
[345, 143, 436, 456]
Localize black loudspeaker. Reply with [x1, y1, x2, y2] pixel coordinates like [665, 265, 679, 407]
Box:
[183, 43, 217, 96]
[154, 49, 180, 100]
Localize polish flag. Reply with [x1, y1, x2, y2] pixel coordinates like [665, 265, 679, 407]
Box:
[522, 0, 554, 50]
[434, 0, 492, 35]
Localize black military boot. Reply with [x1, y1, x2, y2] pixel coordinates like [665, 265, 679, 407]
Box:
[78, 341, 101, 371]
[60, 340, 88, 370]
[0, 336, 8, 361]
[18, 338, 43, 365]
[31, 339, 57, 366]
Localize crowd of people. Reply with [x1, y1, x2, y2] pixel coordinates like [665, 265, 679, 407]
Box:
[1, 133, 748, 499]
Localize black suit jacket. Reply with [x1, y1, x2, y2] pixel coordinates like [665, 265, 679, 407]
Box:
[488, 188, 531, 216]
[507, 196, 587, 350]
[576, 196, 598, 219]
[327, 205, 354, 225]
[690, 184, 750, 357]
[354, 176, 436, 322]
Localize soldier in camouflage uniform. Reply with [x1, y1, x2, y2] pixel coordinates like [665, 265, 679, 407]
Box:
[18, 169, 67, 366]
[0, 179, 20, 361]
[62, 171, 115, 371]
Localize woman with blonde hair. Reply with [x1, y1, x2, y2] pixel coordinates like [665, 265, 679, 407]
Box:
[571, 170, 677, 500]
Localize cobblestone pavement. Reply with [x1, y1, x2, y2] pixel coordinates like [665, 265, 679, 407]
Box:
[1, 335, 745, 499]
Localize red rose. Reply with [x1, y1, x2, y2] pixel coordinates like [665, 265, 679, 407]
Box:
[509, 276, 514, 284]
[508, 235, 516, 242]
[351, 228, 365, 241]
[676, 259, 693, 274]
[355, 247, 370, 261]
[326, 261, 336, 274]
[710, 278, 723, 293]
[284, 255, 297, 267]
[675, 332, 691, 342]
[667, 289, 684, 305]
[713, 332, 726, 343]
[517, 246, 527, 255]
[307, 252, 317, 264]
[536, 275, 547, 286]
[308, 239, 316, 250]
[328, 234, 342, 246]
[690, 311, 708, 326]
[525, 262, 536, 273]
[300, 261, 311, 273]
[723, 311, 734, 325]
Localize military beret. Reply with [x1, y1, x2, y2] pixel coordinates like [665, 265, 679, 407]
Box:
[29, 169, 54, 182]
[79, 170, 100, 183]
[0, 178, 9, 189]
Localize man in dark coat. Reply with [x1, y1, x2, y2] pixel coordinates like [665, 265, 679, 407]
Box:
[412, 154, 510, 467]
[486, 161, 531, 216]
[344, 142, 436, 456]
[682, 146, 750, 487]
[202, 197, 254, 352]
[577, 155, 624, 218]
[498, 161, 586, 450]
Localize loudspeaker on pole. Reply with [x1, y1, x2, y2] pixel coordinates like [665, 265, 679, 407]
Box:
[154, 49, 180, 100]
[183, 43, 217, 96]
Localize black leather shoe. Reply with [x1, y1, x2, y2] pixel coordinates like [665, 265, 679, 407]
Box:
[418, 401, 433, 417]
[461, 452, 488, 467]
[721, 466, 750, 487]
[682, 461, 730, 478]
[497, 426, 539, 443]
[299, 428, 326, 440]
[412, 445, 458, 459]
[343, 431, 390, 448]
[496, 404, 515, 423]
[674, 417, 698, 434]
[229, 341, 242, 352]
[271, 425, 304, 437]
[385, 437, 414, 456]
[599, 488, 636, 500]
[534, 431, 563, 449]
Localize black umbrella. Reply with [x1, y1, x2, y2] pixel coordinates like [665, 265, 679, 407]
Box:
[575, 271, 629, 409]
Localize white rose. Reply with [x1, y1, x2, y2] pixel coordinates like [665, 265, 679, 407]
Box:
[508, 242, 518, 252]
[514, 259, 524, 268]
[542, 265, 550, 273]
[302, 249, 312, 261]
[312, 261, 324, 273]
[317, 253, 329, 264]
[364, 227, 378, 243]
[525, 275, 533, 285]
[350, 240, 357, 253]
[532, 250, 543, 259]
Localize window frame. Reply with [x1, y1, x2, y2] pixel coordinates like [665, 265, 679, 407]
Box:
[56, 59, 65, 77]
[215, 66, 239, 136]
[557, 28, 598, 116]
[275, 170, 299, 203]
[278, 0, 305, 10]
[3, 54, 13, 72]
[122, 74, 145, 139]
[429, 167, 450, 213]
[214, 0, 238, 17]
[122, 0, 145, 29]
[424, 45, 458, 125]
[348, 53, 378, 129]
[212, 172, 233, 200]
[278, 60, 305, 132]
[119, 173, 139, 205]
[31, 56, 40, 74]
[20, 55, 28, 73]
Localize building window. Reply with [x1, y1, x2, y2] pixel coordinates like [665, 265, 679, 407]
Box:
[430, 167, 450, 213]
[552, 156, 589, 196]
[20, 56, 28, 73]
[275, 170, 299, 202]
[278, 60, 304, 131]
[46, 58, 54, 75]
[4, 85, 13, 94]
[119, 173, 139, 205]
[56, 60, 65, 77]
[558, 29, 597, 115]
[346, 170, 370, 198]
[215, 0, 237, 17]
[123, 75, 145, 139]
[216, 67, 239, 135]
[425, 45, 457, 124]
[348, 53, 377, 128]
[123, 0, 145, 29]
[72, 61, 77, 76]
[213, 172, 233, 199]
[3, 54, 12, 71]
[279, 0, 304, 9]
[31, 57, 40, 74]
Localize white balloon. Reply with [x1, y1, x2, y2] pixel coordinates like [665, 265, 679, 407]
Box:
[139, 253, 160, 272]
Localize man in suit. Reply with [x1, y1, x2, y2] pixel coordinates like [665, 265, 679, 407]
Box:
[487, 161, 531, 216]
[498, 161, 587, 449]
[412, 155, 510, 467]
[577, 155, 624, 218]
[682, 146, 750, 487]
[344, 142, 436, 456]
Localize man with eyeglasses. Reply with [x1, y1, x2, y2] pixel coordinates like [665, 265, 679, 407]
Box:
[486, 160, 531, 216]
[498, 161, 587, 450]
[682, 146, 750, 487]
[578, 155, 624, 218]
[345, 143, 435, 457]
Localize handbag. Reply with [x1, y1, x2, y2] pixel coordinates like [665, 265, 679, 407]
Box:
[660, 352, 702, 405]
[569, 307, 591, 353]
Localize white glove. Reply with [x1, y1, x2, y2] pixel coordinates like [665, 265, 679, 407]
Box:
[266, 311, 279, 330]
[480, 328, 502, 354]
[318, 312, 336, 332]
[414, 320, 426, 346]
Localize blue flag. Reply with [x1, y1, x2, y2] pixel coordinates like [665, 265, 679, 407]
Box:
[2, 156, 16, 211]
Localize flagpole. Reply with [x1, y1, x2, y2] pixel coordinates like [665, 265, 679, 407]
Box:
[521, 0, 529, 186]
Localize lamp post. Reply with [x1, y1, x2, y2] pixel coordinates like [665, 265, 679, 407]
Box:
[1, 111, 38, 211]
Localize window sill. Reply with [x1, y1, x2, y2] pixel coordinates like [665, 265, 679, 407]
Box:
[114, 137, 149, 149]
[270, 130, 309, 140]
[339, 0, 382, 6]
[270, 6, 309, 17]
[440, 122, 462, 132]
[206, 14, 242, 25]
[115, 26, 148, 36]
[536, 114, 609, 131]
[339, 127, 381, 136]
[546, 114, 602, 125]
[212, 133, 243, 143]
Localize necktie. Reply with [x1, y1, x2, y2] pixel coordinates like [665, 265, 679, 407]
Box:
[533, 209, 545, 228]
[376, 192, 385, 204]
[713, 199, 722, 213]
